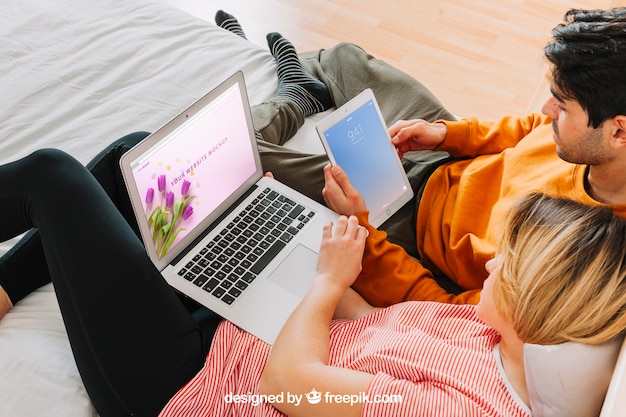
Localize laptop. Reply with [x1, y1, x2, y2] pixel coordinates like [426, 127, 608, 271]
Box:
[119, 71, 339, 344]
[315, 89, 413, 228]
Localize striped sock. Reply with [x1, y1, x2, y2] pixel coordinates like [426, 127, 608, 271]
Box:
[215, 10, 247, 39]
[267, 32, 333, 116]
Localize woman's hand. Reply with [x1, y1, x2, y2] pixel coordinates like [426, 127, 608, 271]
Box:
[321, 164, 367, 216]
[389, 119, 447, 158]
[316, 215, 369, 291]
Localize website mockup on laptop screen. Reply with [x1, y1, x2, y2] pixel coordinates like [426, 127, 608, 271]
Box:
[128, 83, 256, 260]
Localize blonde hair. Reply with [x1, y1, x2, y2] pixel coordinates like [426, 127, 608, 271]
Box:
[493, 193, 626, 345]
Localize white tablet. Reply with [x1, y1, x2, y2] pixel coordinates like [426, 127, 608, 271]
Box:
[316, 89, 413, 228]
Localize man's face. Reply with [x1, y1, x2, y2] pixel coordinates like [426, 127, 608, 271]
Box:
[541, 86, 611, 165]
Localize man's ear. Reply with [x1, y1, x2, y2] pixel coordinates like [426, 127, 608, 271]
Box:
[611, 115, 626, 148]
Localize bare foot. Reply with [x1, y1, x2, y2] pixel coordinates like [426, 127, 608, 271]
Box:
[0, 286, 12, 319]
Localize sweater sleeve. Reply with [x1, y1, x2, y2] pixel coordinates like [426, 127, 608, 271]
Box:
[437, 114, 551, 157]
[351, 212, 481, 307]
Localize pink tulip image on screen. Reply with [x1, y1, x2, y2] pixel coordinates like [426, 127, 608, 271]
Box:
[130, 87, 256, 258]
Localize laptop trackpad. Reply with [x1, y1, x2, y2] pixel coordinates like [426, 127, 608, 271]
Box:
[268, 244, 318, 298]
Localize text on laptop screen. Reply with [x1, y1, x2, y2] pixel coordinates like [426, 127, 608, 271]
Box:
[129, 84, 257, 258]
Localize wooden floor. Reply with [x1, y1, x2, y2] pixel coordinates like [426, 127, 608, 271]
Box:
[157, 0, 626, 120]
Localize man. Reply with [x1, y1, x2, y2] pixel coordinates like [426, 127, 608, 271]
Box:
[220, 8, 626, 306]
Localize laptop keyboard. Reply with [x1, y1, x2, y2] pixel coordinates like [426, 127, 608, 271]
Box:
[177, 187, 316, 305]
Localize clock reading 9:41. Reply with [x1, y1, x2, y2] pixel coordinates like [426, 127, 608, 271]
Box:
[348, 124, 364, 145]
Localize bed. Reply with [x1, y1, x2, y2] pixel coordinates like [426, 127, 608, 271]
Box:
[0, 0, 326, 415]
[1, 0, 625, 416]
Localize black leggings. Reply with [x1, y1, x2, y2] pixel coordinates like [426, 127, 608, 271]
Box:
[0, 133, 218, 417]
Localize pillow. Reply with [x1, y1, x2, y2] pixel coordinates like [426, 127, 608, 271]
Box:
[524, 337, 623, 417]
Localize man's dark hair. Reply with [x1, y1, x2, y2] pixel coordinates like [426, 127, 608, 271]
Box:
[544, 8, 626, 128]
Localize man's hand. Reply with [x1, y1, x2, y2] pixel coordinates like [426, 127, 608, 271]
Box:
[389, 119, 447, 158]
[321, 164, 367, 216]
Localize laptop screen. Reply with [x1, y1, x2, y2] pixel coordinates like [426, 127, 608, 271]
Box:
[128, 82, 257, 259]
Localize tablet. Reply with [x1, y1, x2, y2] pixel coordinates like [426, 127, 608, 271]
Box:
[315, 89, 413, 228]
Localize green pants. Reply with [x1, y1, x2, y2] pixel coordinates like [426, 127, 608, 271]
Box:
[253, 42, 456, 256]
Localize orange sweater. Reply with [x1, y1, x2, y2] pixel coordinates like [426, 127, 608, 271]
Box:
[353, 113, 626, 307]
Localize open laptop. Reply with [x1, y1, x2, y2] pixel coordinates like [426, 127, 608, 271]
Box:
[119, 71, 339, 344]
[315, 89, 413, 228]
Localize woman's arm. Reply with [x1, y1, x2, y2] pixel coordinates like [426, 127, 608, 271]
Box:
[259, 216, 374, 417]
[333, 286, 382, 320]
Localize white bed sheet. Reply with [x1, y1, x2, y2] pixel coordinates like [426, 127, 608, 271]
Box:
[0, 0, 279, 165]
[0, 0, 323, 415]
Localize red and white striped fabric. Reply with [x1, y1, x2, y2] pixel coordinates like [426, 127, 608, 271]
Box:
[159, 302, 530, 417]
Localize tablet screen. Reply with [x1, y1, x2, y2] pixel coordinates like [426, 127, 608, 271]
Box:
[317, 90, 413, 227]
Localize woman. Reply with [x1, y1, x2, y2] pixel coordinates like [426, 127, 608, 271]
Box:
[1, 149, 626, 417]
